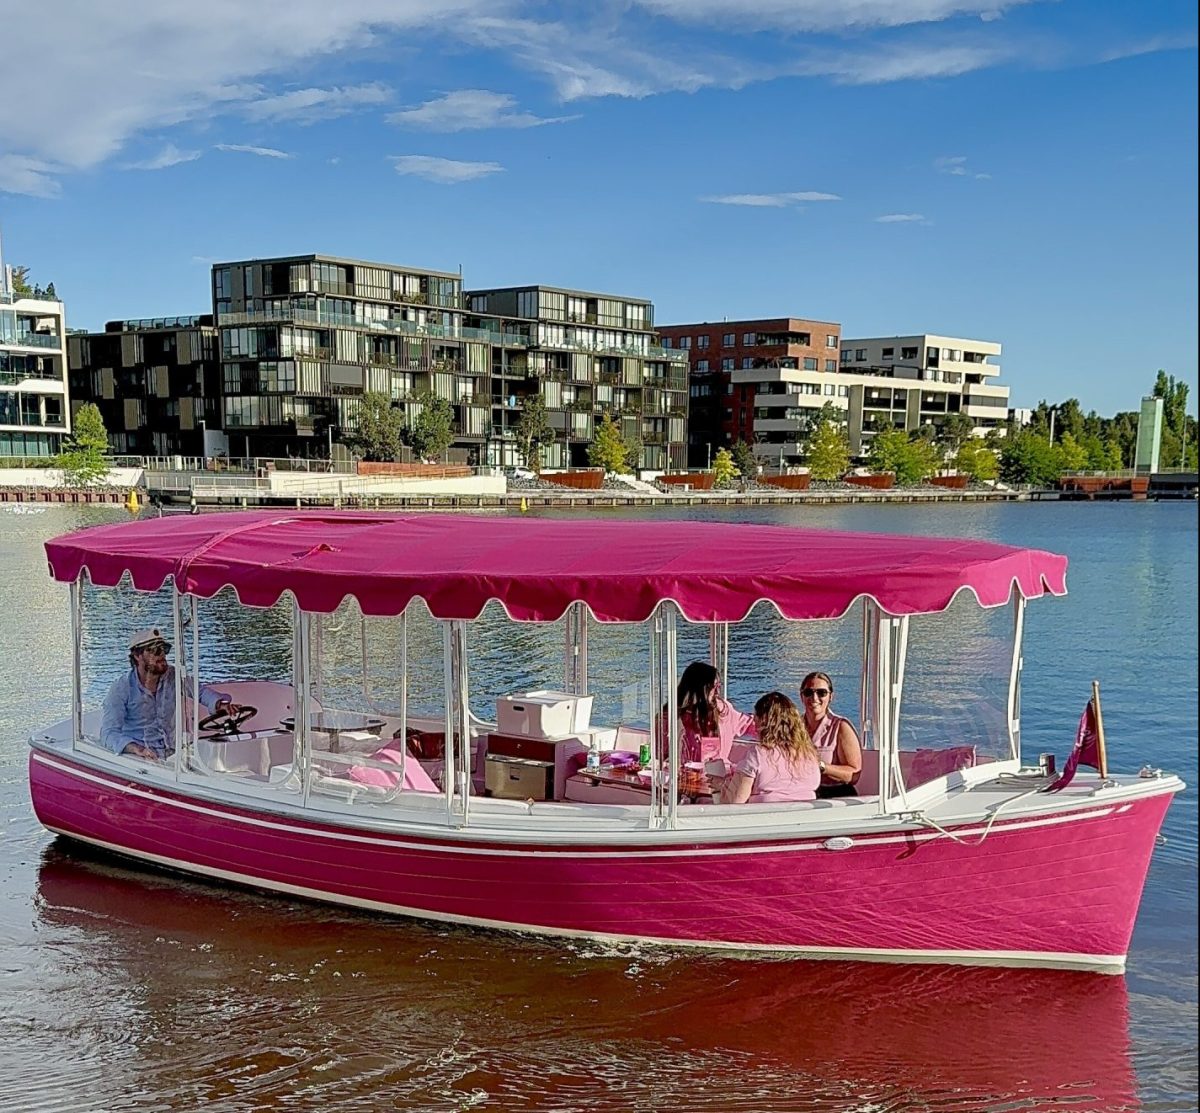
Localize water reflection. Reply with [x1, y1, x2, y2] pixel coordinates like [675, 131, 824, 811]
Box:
[26, 843, 1138, 1113]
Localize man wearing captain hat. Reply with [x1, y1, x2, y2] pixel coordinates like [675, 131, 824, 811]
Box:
[99, 627, 239, 760]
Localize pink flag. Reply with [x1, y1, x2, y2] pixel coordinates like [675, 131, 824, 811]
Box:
[1043, 702, 1101, 793]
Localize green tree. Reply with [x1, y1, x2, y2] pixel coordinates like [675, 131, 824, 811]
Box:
[712, 447, 738, 486]
[350, 392, 404, 461]
[588, 413, 633, 474]
[10, 265, 32, 297]
[937, 412, 976, 452]
[55, 403, 111, 487]
[952, 438, 998, 482]
[806, 419, 851, 480]
[514, 395, 555, 472]
[867, 429, 939, 485]
[1055, 431, 1088, 473]
[730, 439, 756, 479]
[406, 392, 454, 462]
[999, 430, 1061, 486]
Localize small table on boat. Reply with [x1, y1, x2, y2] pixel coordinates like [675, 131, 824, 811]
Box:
[566, 764, 713, 805]
[279, 711, 387, 753]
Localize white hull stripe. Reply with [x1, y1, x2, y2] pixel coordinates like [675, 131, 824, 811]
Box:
[45, 825, 1128, 974]
[33, 751, 1123, 859]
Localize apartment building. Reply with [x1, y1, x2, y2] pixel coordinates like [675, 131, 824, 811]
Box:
[465, 285, 689, 470]
[656, 318, 842, 468]
[0, 278, 69, 457]
[210, 254, 472, 459]
[839, 335, 1008, 454]
[66, 316, 220, 456]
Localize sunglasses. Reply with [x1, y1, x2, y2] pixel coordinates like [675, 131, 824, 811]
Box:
[801, 687, 830, 698]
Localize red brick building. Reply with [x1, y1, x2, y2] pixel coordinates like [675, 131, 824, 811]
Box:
[657, 318, 841, 468]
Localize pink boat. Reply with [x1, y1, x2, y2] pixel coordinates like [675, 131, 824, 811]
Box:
[29, 512, 1183, 971]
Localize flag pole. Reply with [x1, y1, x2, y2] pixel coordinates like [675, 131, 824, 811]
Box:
[1091, 680, 1109, 778]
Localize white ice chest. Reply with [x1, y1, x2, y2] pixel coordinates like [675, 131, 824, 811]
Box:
[496, 690, 593, 738]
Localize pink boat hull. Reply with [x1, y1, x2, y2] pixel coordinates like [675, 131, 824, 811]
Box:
[30, 750, 1173, 968]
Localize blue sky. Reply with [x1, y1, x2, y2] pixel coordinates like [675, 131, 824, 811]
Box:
[0, 0, 1195, 414]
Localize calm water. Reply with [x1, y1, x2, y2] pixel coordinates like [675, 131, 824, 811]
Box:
[0, 501, 1195, 1112]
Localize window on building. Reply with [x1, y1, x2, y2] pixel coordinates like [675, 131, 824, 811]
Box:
[839, 385, 850, 397]
[855, 349, 866, 361]
[826, 335, 838, 348]
[661, 337, 672, 348]
[679, 336, 692, 349]
[824, 384, 835, 396]
[722, 333, 735, 347]
[825, 359, 837, 372]
[696, 359, 709, 371]
[882, 347, 894, 359]
[840, 349, 851, 363]
[722, 358, 734, 370]
[743, 332, 756, 345]
[742, 358, 754, 369]
[803, 357, 818, 371]
[697, 335, 709, 349]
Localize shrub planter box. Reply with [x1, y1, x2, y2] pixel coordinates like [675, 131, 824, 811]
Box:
[844, 473, 895, 490]
[541, 469, 605, 490]
[659, 473, 715, 490]
[357, 462, 473, 479]
[930, 475, 969, 490]
[760, 474, 812, 491]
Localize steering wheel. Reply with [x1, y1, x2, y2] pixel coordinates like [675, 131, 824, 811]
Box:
[197, 705, 258, 736]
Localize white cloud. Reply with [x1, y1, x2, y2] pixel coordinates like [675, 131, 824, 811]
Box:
[387, 89, 577, 131]
[875, 212, 929, 223]
[632, 0, 1034, 33]
[389, 154, 504, 183]
[243, 82, 392, 124]
[701, 191, 841, 207]
[125, 144, 203, 170]
[0, 155, 61, 198]
[935, 154, 991, 177]
[214, 143, 293, 158]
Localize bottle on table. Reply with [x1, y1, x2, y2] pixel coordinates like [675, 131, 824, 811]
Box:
[585, 745, 601, 773]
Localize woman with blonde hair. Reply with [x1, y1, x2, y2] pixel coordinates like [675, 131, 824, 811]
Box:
[721, 691, 820, 804]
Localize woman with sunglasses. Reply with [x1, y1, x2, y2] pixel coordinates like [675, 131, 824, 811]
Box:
[799, 671, 862, 799]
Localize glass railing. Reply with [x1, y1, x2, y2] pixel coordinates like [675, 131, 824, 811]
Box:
[10, 332, 61, 349]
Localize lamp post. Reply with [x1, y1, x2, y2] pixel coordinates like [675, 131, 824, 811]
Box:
[198, 418, 206, 468]
[706, 442, 712, 469]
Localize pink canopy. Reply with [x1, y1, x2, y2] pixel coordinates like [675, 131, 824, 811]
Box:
[44, 511, 1067, 623]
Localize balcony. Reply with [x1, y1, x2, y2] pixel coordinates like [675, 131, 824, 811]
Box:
[10, 332, 61, 350]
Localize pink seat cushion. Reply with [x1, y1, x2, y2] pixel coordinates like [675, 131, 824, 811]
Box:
[347, 743, 440, 793]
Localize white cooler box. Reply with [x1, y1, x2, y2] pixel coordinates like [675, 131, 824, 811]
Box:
[496, 690, 593, 738]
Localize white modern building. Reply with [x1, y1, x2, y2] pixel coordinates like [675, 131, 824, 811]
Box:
[726, 331, 1008, 467]
[0, 266, 70, 457]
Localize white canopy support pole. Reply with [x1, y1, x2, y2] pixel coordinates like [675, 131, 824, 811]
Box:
[859, 599, 875, 753]
[888, 615, 911, 809]
[709, 622, 729, 691]
[311, 613, 325, 706]
[453, 619, 471, 827]
[1007, 596, 1026, 763]
[563, 601, 588, 695]
[171, 584, 185, 781]
[397, 611, 408, 793]
[69, 576, 83, 750]
[441, 623, 456, 823]
[189, 595, 201, 774]
[295, 605, 313, 807]
[665, 602, 680, 830]
[647, 613, 663, 830]
[874, 607, 896, 813]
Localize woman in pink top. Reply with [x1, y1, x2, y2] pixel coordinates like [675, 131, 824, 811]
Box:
[800, 670, 863, 799]
[722, 692, 820, 803]
[673, 661, 756, 764]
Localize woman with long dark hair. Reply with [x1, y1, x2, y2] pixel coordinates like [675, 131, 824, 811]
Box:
[672, 661, 755, 764]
